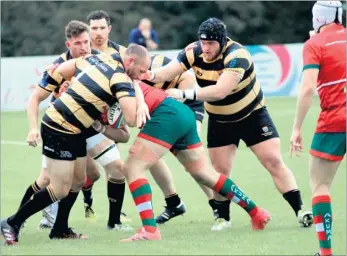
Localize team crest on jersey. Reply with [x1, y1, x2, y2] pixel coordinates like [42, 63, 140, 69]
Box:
[196, 69, 203, 77]
[261, 126, 273, 137]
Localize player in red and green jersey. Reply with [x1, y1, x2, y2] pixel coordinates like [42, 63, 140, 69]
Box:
[117, 82, 271, 242]
[290, 2, 345, 256]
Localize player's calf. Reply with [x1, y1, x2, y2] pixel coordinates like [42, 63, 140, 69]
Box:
[177, 147, 271, 230]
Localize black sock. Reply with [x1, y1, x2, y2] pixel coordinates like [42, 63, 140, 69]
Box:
[52, 190, 79, 232]
[107, 178, 125, 227]
[213, 200, 231, 221]
[165, 194, 181, 208]
[8, 186, 57, 229]
[18, 181, 41, 210]
[283, 189, 303, 216]
[208, 199, 217, 210]
[82, 185, 93, 207]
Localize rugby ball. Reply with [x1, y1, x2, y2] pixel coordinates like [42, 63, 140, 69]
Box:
[107, 103, 125, 128]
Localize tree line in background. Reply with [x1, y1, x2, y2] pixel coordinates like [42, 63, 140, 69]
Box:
[1, 1, 346, 57]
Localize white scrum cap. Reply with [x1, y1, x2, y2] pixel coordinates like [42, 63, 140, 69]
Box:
[312, 1, 343, 32]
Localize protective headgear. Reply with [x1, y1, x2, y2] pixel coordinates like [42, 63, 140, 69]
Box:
[198, 18, 227, 50]
[312, 1, 343, 32]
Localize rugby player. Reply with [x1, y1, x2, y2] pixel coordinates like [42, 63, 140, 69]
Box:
[86, 10, 216, 223]
[143, 54, 216, 223]
[20, 20, 131, 237]
[85, 10, 131, 224]
[116, 81, 271, 242]
[290, 2, 346, 255]
[1, 45, 150, 245]
[140, 17, 313, 230]
[87, 10, 127, 55]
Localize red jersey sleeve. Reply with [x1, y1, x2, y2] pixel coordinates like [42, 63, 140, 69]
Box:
[302, 39, 321, 71]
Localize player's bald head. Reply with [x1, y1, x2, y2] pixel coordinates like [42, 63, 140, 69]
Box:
[125, 44, 150, 65]
[123, 44, 151, 79]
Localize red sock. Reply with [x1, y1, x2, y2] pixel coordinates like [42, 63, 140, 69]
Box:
[83, 176, 93, 189]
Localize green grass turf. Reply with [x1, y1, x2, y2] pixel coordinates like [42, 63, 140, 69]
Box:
[1, 97, 346, 255]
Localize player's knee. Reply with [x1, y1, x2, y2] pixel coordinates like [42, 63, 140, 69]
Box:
[261, 155, 285, 174]
[86, 166, 100, 182]
[183, 154, 207, 174]
[211, 161, 231, 175]
[50, 182, 71, 199]
[129, 139, 160, 164]
[37, 170, 50, 187]
[106, 160, 125, 180]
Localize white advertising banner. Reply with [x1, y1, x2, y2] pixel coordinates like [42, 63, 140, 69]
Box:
[1, 44, 304, 112]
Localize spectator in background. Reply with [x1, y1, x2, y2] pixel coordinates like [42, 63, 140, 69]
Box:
[129, 18, 158, 50]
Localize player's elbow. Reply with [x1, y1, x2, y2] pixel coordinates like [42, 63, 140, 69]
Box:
[119, 131, 130, 143]
[301, 84, 316, 98]
[123, 115, 137, 128]
[215, 89, 229, 100]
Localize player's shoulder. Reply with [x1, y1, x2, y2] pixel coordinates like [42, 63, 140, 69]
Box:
[108, 40, 127, 51]
[303, 35, 321, 52]
[224, 39, 247, 56]
[52, 51, 70, 64]
[91, 48, 100, 54]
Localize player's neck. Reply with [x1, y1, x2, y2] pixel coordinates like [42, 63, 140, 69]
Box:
[92, 41, 109, 53]
[320, 23, 337, 33]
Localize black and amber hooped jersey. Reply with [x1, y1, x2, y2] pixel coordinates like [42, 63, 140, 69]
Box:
[177, 38, 265, 122]
[39, 49, 100, 102]
[102, 40, 127, 55]
[143, 55, 181, 90]
[42, 53, 135, 134]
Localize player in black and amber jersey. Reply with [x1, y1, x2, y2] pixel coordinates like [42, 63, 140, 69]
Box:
[17, 21, 131, 240]
[87, 10, 127, 55]
[22, 20, 102, 238]
[86, 10, 133, 225]
[140, 18, 313, 230]
[1, 45, 150, 245]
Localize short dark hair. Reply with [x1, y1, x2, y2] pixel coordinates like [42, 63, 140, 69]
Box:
[65, 20, 89, 40]
[87, 10, 111, 25]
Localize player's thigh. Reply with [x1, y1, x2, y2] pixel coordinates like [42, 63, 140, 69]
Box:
[309, 155, 341, 194]
[86, 155, 100, 181]
[175, 146, 219, 186]
[41, 124, 85, 193]
[239, 107, 279, 147]
[123, 137, 170, 181]
[309, 132, 346, 194]
[310, 132, 346, 161]
[73, 156, 87, 185]
[140, 98, 194, 148]
[87, 133, 121, 168]
[207, 119, 239, 173]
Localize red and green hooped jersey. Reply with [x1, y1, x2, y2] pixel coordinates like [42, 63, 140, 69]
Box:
[302, 24, 346, 133]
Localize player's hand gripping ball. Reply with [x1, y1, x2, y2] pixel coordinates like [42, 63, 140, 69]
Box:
[101, 103, 125, 128]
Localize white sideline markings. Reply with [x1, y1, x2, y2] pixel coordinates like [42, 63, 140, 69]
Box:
[1, 140, 28, 146]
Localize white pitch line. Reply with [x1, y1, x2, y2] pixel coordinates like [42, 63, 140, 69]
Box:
[1, 140, 28, 146]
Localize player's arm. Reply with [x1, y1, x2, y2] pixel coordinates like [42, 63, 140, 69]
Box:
[177, 70, 199, 90]
[93, 121, 130, 143]
[293, 41, 320, 131]
[293, 69, 319, 130]
[50, 58, 77, 82]
[143, 48, 194, 83]
[133, 80, 150, 128]
[110, 73, 137, 127]
[170, 49, 248, 101]
[27, 63, 61, 146]
[27, 86, 51, 146]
